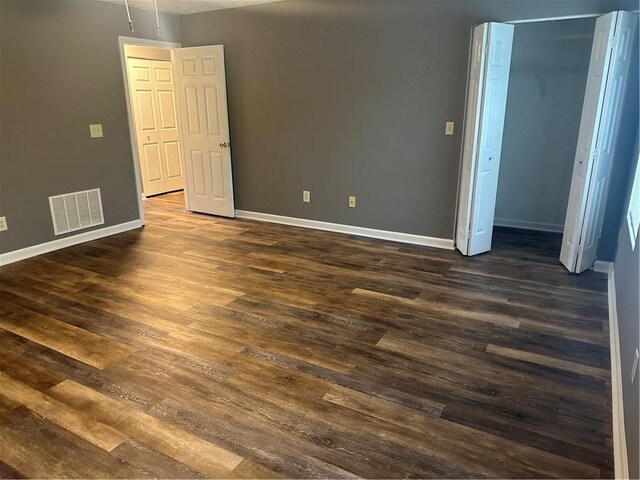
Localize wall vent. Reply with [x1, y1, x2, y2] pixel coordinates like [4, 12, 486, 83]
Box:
[49, 188, 104, 236]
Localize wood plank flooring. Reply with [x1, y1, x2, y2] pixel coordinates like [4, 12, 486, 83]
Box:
[0, 191, 613, 478]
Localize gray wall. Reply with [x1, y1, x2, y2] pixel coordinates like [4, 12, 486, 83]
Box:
[1, 0, 637, 253]
[495, 18, 594, 231]
[180, 0, 637, 239]
[614, 132, 639, 480]
[599, 20, 639, 472]
[0, 0, 181, 254]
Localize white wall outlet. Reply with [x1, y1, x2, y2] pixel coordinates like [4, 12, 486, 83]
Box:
[89, 124, 103, 138]
[632, 348, 639, 384]
[445, 121, 455, 136]
[348, 196, 356, 208]
[303, 190, 311, 203]
[0, 216, 7, 232]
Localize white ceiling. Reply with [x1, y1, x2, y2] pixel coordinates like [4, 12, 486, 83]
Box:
[100, 0, 282, 15]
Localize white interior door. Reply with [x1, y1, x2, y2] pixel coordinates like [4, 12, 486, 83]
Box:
[153, 61, 184, 193]
[456, 24, 488, 255]
[173, 45, 235, 217]
[128, 58, 184, 196]
[456, 23, 514, 256]
[560, 12, 637, 273]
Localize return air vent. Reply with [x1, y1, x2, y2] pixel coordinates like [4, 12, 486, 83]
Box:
[49, 188, 104, 235]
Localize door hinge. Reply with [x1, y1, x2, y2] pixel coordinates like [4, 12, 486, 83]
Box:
[609, 36, 616, 49]
[591, 148, 599, 162]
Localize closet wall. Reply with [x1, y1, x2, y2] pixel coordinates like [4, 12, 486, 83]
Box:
[494, 18, 596, 232]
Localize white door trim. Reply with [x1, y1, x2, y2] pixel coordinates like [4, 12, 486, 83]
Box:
[119, 36, 182, 225]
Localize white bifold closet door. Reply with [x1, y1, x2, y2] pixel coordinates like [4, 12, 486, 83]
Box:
[456, 23, 514, 256]
[560, 11, 637, 273]
[173, 45, 235, 217]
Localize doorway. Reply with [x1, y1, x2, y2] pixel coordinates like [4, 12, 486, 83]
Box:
[119, 37, 236, 224]
[455, 11, 638, 273]
[125, 45, 184, 198]
[494, 18, 596, 239]
[126, 48, 184, 198]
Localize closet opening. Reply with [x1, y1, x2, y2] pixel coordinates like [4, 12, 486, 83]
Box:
[455, 11, 637, 273]
[493, 18, 596, 257]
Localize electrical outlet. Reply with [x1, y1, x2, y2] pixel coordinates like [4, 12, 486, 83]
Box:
[0, 216, 7, 232]
[445, 121, 455, 135]
[348, 196, 356, 208]
[89, 124, 103, 138]
[632, 348, 639, 384]
[303, 190, 311, 203]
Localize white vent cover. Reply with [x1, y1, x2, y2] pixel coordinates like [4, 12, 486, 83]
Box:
[49, 188, 104, 235]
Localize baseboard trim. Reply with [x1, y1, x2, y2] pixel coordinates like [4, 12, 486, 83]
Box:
[235, 210, 455, 250]
[607, 267, 629, 480]
[593, 260, 614, 274]
[0, 220, 144, 266]
[494, 218, 564, 233]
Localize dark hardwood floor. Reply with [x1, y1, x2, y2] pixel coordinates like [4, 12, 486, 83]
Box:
[0, 192, 613, 478]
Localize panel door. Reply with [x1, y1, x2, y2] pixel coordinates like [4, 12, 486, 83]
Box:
[129, 58, 166, 196]
[127, 58, 184, 196]
[173, 45, 235, 217]
[152, 60, 184, 192]
[468, 23, 514, 256]
[456, 23, 514, 256]
[560, 12, 636, 272]
[456, 24, 488, 255]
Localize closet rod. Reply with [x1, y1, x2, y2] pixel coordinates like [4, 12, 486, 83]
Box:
[506, 10, 639, 24]
[506, 13, 603, 24]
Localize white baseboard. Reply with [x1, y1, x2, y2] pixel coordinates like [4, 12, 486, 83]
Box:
[235, 210, 455, 250]
[593, 260, 614, 274]
[607, 267, 629, 480]
[494, 218, 564, 233]
[0, 220, 143, 266]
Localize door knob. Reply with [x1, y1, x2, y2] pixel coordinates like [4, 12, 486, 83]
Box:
[220, 141, 229, 148]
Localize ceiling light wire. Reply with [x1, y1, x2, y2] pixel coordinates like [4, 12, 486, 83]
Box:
[153, 0, 161, 37]
[123, 0, 134, 31]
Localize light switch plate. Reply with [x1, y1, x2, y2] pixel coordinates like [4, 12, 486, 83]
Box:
[303, 190, 311, 203]
[445, 121, 455, 136]
[0, 216, 7, 232]
[89, 124, 103, 138]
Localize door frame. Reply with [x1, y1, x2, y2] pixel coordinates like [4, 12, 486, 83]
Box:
[119, 36, 182, 226]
